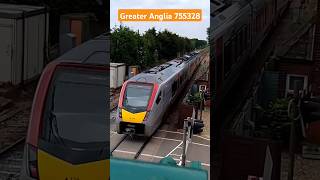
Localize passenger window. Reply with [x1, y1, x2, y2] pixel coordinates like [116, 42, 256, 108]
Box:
[172, 81, 177, 96]
[156, 91, 162, 104]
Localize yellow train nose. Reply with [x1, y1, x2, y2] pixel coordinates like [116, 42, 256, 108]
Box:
[121, 109, 147, 123]
[37, 150, 109, 179]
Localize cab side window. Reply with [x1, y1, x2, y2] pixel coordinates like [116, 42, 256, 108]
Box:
[156, 91, 162, 104]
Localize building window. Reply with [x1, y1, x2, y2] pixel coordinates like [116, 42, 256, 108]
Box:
[286, 74, 308, 97]
[199, 85, 207, 91]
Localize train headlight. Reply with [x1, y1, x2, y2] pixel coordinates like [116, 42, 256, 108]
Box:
[27, 144, 38, 179]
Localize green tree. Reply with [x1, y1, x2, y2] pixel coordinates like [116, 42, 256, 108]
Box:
[111, 26, 207, 69]
[111, 25, 142, 66]
[157, 30, 180, 59]
[142, 28, 158, 68]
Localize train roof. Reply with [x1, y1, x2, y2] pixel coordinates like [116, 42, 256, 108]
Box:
[129, 54, 198, 85]
[211, 0, 267, 39]
[211, 0, 269, 30]
[56, 33, 109, 66]
[211, 3, 242, 33]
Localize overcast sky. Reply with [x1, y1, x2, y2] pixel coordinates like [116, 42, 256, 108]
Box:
[110, 0, 209, 41]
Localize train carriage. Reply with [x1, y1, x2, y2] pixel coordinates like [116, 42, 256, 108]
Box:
[116, 52, 201, 137]
[20, 34, 109, 180]
[211, 0, 290, 101]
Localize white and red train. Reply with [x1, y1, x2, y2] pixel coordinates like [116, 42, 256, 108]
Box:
[116, 52, 201, 137]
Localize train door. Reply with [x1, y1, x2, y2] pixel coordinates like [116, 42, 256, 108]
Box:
[154, 89, 164, 126]
[163, 84, 170, 108]
[0, 25, 12, 82]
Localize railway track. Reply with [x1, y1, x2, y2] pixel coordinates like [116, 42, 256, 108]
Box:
[111, 127, 159, 159]
[0, 141, 24, 180]
[111, 134, 128, 154]
[0, 103, 31, 180]
[0, 104, 30, 154]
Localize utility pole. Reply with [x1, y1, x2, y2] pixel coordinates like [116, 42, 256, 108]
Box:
[287, 81, 301, 180]
[199, 90, 204, 121]
[181, 117, 189, 167]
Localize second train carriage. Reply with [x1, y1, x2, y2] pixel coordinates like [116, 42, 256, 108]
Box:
[116, 52, 201, 137]
[211, 0, 290, 101]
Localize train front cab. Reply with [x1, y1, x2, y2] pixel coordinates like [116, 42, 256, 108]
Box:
[117, 81, 160, 136]
[20, 61, 109, 180]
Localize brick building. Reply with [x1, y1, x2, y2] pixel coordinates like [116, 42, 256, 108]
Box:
[262, 20, 320, 103]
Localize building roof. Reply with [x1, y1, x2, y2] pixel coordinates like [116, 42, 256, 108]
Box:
[110, 63, 125, 67]
[0, 3, 46, 19]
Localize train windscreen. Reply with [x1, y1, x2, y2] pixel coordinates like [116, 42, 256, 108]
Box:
[123, 83, 153, 113]
[41, 68, 107, 150]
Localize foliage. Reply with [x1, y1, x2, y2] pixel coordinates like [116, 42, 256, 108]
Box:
[187, 92, 204, 106]
[267, 98, 290, 113]
[142, 28, 159, 67]
[111, 26, 143, 67]
[111, 25, 207, 69]
[254, 98, 292, 140]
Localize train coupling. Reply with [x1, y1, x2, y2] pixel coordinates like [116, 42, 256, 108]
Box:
[124, 127, 135, 134]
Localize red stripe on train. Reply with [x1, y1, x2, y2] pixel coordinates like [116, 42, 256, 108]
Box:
[118, 81, 129, 108]
[26, 61, 58, 147]
[147, 83, 159, 111]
